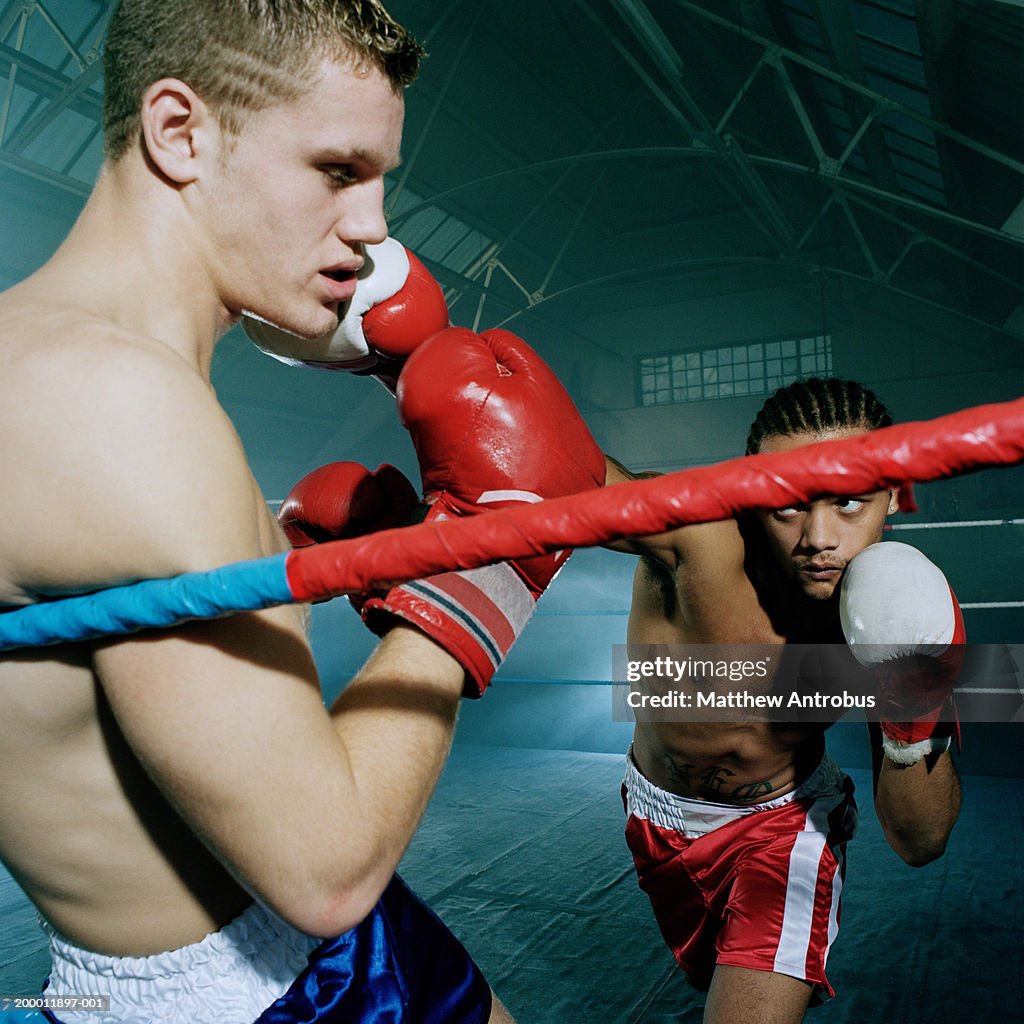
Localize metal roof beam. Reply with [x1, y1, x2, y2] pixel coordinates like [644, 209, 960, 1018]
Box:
[807, 0, 900, 190]
[672, 0, 1024, 179]
[0, 41, 103, 122]
[912, 0, 967, 210]
[0, 1, 29, 143]
[0, 1, 28, 42]
[500, 251, 1024, 341]
[600, 0, 801, 257]
[575, 0, 699, 140]
[0, 145, 90, 196]
[6, 56, 100, 152]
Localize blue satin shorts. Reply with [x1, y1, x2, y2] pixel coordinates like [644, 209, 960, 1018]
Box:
[255, 875, 491, 1024]
[41, 875, 491, 1024]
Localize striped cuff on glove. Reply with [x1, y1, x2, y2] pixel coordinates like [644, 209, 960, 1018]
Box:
[362, 562, 536, 696]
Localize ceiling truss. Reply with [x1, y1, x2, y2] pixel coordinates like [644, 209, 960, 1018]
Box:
[1, 0, 1021, 338]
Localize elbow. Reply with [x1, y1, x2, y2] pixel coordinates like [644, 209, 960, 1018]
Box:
[304, 888, 382, 939]
[883, 825, 953, 868]
[267, 877, 386, 939]
[875, 785, 961, 869]
[895, 844, 946, 869]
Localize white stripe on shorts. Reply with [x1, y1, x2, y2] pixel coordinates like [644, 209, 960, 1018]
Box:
[772, 787, 848, 978]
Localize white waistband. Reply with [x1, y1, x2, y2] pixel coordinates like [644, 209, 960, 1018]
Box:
[623, 747, 847, 837]
[40, 901, 320, 1024]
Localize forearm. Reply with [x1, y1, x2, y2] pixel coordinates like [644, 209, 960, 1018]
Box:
[327, 624, 463, 896]
[873, 735, 961, 866]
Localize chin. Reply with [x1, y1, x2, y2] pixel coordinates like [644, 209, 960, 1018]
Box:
[299, 317, 338, 341]
[794, 577, 839, 601]
[282, 302, 339, 338]
[246, 308, 334, 341]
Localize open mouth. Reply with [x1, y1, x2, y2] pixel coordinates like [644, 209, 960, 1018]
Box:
[321, 268, 355, 283]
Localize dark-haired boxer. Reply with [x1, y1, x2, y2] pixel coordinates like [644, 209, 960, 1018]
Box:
[0, 2, 604, 1021]
[607, 377, 963, 1024]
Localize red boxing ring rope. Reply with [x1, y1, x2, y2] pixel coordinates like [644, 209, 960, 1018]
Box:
[287, 396, 1024, 602]
[0, 396, 1021, 650]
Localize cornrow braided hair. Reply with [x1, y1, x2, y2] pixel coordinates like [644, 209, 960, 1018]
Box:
[745, 377, 893, 455]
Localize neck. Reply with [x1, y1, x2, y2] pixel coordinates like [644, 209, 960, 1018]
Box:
[39, 156, 234, 377]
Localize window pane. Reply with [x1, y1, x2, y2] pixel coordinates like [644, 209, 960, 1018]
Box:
[636, 336, 830, 407]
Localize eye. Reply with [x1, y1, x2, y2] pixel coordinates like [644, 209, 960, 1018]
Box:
[835, 498, 865, 513]
[323, 166, 357, 190]
[773, 506, 801, 519]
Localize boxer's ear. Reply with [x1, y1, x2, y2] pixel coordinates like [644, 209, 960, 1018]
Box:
[139, 78, 212, 184]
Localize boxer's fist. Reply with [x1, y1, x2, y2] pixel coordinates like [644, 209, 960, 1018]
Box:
[243, 238, 449, 386]
[279, 461, 419, 548]
[840, 542, 965, 764]
[362, 327, 606, 695]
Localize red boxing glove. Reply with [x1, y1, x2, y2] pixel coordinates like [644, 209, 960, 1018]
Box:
[242, 238, 449, 391]
[840, 542, 965, 764]
[278, 461, 419, 549]
[361, 326, 606, 696]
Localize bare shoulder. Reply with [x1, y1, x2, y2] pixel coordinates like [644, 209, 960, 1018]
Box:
[0, 309, 271, 601]
[628, 508, 747, 576]
[603, 456, 746, 571]
[629, 518, 746, 605]
[629, 516, 774, 644]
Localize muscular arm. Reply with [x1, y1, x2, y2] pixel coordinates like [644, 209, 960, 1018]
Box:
[604, 455, 696, 570]
[869, 723, 961, 866]
[606, 457, 760, 638]
[606, 452, 729, 573]
[5, 336, 463, 937]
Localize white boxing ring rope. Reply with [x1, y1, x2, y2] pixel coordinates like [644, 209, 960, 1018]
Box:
[887, 517, 1024, 609]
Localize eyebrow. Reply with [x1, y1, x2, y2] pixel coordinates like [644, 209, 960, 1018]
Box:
[316, 147, 402, 175]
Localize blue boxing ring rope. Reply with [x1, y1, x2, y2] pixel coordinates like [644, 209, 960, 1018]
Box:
[1, 396, 1022, 653]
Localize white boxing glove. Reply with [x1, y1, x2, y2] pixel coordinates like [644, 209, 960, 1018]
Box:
[242, 238, 449, 376]
[840, 542, 965, 764]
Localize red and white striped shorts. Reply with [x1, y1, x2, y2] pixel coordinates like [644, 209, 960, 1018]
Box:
[622, 750, 857, 1002]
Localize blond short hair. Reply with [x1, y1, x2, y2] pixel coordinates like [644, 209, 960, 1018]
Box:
[103, 0, 424, 160]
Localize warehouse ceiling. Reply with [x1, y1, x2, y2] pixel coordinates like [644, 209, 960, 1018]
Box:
[1, 0, 1022, 365]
